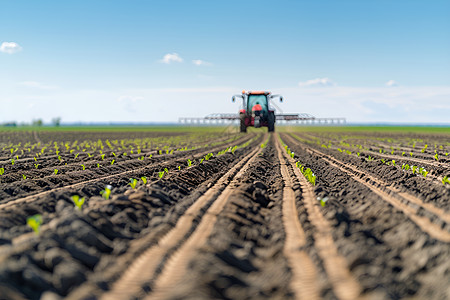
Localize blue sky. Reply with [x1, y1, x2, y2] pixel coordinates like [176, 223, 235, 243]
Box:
[1, 0, 449, 124]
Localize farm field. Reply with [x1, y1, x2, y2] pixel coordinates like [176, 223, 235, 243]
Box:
[0, 126, 449, 299]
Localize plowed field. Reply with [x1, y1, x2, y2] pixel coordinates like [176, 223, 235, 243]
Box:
[1, 127, 449, 300]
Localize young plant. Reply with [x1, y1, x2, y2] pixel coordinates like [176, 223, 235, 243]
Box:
[27, 214, 43, 235]
[411, 165, 418, 174]
[141, 176, 147, 184]
[71, 195, 85, 210]
[75, 153, 80, 159]
[54, 169, 58, 175]
[442, 176, 450, 186]
[434, 153, 439, 161]
[22, 174, 26, 180]
[11, 159, 15, 165]
[97, 163, 100, 168]
[187, 159, 192, 167]
[100, 185, 112, 200]
[111, 159, 115, 165]
[101, 154, 105, 160]
[391, 160, 396, 166]
[129, 178, 138, 189]
[410, 152, 413, 157]
[178, 166, 181, 171]
[158, 171, 165, 179]
[0, 168, 4, 175]
[421, 145, 428, 153]
[317, 197, 329, 207]
[81, 164, 85, 170]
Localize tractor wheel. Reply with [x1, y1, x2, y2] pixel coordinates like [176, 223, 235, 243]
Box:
[268, 112, 275, 132]
[240, 115, 247, 133]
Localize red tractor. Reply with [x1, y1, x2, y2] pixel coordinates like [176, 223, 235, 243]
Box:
[232, 90, 283, 132]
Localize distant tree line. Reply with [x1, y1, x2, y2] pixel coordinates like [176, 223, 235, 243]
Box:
[1, 117, 61, 127]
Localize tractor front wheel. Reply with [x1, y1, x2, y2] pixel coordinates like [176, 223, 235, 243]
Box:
[240, 115, 247, 133]
[268, 112, 275, 132]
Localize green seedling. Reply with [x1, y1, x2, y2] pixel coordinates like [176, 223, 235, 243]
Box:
[75, 153, 79, 159]
[141, 176, 147, 184]
[442, 176, 450, 186]
[22, 174, 26, 180]
[164, 167, 169, 174]
[100, 185, 112, 199]
[71, 195, 85, 210]
[392, 160, 396, 166]
[112, 152, 116, 157]
[381, 159, 385, 164]
[366, 155, 374, 161]
[81, 164, 85, 170]
[158, 171, 165, 179]
[421, 145, 427, 153]
[178, 166, 181, 171]
[402, 163, 410, 171]
[57, 156, 62, 162]
[111, 159, 115, 165]
[200, 158, 204, 164]
[27, 214, 43, 235]
[379, 149, 383, 153]
[129, 178, 138, 189]
[159, 150, 162, 155]
[54, 169, 58, 175]
[0, 168, 4, 175]
[101, 154, 105, 160]
[97, 163, 100, 168]
[34, 157, 37, 162]
[317, 197, 329, 207]
[356, 152, 360, 157]
[34, 164, 39, 169]
[411, 166, 418, 174]
[148, 154, 153, 159]
[434, 153, 439, 161]
[410, 152, 413, 157]
[187, 159, 192, 167]
[11, 159, 15, 165]
[402, 152, 405, 156]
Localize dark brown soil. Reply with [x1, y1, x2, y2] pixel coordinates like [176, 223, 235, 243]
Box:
[0, 129, 449, 300]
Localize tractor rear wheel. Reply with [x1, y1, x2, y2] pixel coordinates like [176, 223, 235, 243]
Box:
[240, 115, 247, 133]
[268, 112, 275, 132]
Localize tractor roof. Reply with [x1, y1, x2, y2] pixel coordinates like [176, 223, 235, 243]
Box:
[242, 90, 271, 95]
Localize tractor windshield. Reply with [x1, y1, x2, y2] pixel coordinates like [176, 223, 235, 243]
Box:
[247, 95, 268, 115]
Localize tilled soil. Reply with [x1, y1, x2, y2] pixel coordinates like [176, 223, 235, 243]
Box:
[0, 129, 449, 299]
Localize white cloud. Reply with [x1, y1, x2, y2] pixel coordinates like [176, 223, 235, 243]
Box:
[298, 77, 336, 87]
[159, 53, 183, 64]
[385, 80, 399, 87]
[20, 81, 58, 90]
[117, 95, 144, 103]
[192, 59, 212, 66]
[0, 42, 22, 54]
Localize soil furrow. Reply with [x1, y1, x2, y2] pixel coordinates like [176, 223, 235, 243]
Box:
[277, 135, 362, 300]
[275, 136, 320, 300]
[288, 136, 450, 243]
[0, 134, 257, 210]
[101, 142, 263, 299]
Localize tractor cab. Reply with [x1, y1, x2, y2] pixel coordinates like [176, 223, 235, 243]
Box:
[232, 90, 283, 132]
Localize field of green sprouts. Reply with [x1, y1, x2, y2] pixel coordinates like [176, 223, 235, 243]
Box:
[1, 125, 450, 299]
